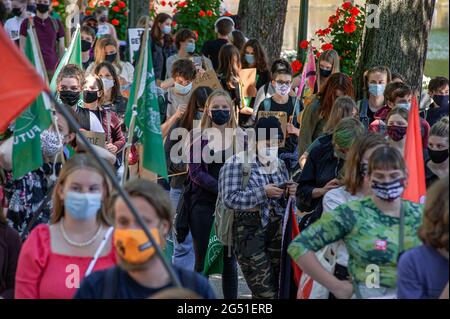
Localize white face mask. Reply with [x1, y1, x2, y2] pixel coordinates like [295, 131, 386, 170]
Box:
[275, 83, 291, 96]
[40, 129, 64, 158]
[101, 77, 115, 91]
[174, 82, 193, 95]
[258, 146, 279, 165]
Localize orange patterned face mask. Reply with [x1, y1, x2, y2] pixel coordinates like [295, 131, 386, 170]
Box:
[114, 228, 161, 265]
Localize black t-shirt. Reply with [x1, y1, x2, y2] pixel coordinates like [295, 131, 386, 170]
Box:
[201, 39, 229, 70]
[426, 103, 449, 127]
[74, 265, 216, 299]
[82, 57, 93, 71]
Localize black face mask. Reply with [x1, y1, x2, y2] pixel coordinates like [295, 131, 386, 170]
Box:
[428, 148, 449, 164]
[27, 4, 36, 13]
[12, 8, 23, 17]
[319, 68, 332, 78]
[105, 53, 117, 63]
[83, 90, 99, 104]
[81, 39, 92, 52]
[99, 16, 107, 23]
[36, 3, 50, 14]
[59, 90, 80, 106]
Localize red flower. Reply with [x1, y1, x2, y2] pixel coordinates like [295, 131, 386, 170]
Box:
[224, 11, 232, 17]
[193, 30, 199, 39]
[316, 51, 322, 58]
[52, 1, 59, 6]
[124, 11, 128, 16]
[85, 9, 92, 16]
[112, 6, 119, 12]
[171, 20, 177, 27]
[336, 8, 341, 16]
[347, 16, 356, 24]
[299, 40, 309, 49]
[177, 1, 187, 7]
[168, 1, 173, 7]
[328, 15, 339, 27]
[111, 19, 119, 26]
[199, 10, 206, 17]
[160, 1, 166, 6]
[323, 28, 331, 35]
[206, 10, 213, 17]
[342, 2, 352, 10]
[173, 8, 178, 14]
[291, 60, 302, 74]
[315, 29, 324, 36]
[103, 0, 110, 6]
[321, 43, 334, 51]
[350, 6, 360, 16]
[343, 22, 357, 33]
[118, 1, 126, 8]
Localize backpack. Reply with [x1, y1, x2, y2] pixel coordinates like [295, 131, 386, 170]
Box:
[357, 98, 370, 130]
[214, 161, 251, 255]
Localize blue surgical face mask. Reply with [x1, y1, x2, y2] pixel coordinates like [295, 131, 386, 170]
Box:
[64, 191, 102, 221]
[174, 82, 193, 95]
[245, 54, 255, 65]
[211, 110, 231, 126]
[368, 84, 386, 97]
[162, 25, 172, 35]
[396, 102, 411, 111]
[185, 42, 196, 54]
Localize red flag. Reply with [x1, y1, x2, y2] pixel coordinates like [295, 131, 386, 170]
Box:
[0, 25, 46, 132]
[402, 96, 427, 204]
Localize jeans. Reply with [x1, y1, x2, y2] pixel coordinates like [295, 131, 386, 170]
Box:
[169, 187, 195, 271]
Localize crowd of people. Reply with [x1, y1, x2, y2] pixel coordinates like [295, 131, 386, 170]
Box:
[0, 0, 449, 300]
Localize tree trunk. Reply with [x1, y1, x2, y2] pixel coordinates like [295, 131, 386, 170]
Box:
[354, 0, 436, 99]
[128, 0, 150, 28]
[238, 0, 289, 64]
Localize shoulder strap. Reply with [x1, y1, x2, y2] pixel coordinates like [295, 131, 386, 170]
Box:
[102, 266, 120, 299]
[263, 98, 271, 112]
[360, 98, 369, 118]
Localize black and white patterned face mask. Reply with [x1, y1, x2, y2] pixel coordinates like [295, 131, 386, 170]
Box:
[371, 178, 405, 202]
[40, 129, 64, 158]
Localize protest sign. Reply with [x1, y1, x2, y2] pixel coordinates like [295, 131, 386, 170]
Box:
[128, 28, 145, 64]
[79, 131, 106, 148]
[238, 68, 257, 98]
[192, 69, 223, 91]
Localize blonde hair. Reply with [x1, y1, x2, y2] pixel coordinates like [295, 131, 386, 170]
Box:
[430, 116, 449, 139]
[318, 50, 340, 88]
[200, 90, 237, 130]
[94, 35, 122, 72]
[323, 96, 356, 133]
[51, 154, 112, 225]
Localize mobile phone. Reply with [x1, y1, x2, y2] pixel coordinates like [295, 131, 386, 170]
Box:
[277, 181, 296, 189]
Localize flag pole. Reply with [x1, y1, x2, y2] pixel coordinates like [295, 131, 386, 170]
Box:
[46, 91, 182, 288]
[122, 17, 150, 184]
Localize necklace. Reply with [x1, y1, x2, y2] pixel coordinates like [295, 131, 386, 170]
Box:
[60, 219, 102, 247]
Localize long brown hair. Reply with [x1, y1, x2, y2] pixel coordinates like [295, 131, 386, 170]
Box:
[94, 61, 123, 104]
[217, 44, 241, 89]
[319, 73, 354, 119]
[343, 133, 388, 195]
[94, 35, 122, 73]
[418, 175, 449, 252]
[180, 86, 213, 132]
[151, 13, 173, 48]
[241, 39, 269, 74]
[317, 49, 340, 88]
[51, 154, 112, 225]
[323, 96, 357, 133]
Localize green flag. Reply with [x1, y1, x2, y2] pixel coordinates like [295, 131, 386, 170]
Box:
[50, 25, 82, 92]
[12, 28, 52, 180]
[203, 221, 224, 276]
[125, 29, 167, 179]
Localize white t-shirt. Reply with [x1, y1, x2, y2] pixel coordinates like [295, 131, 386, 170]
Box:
[323, 186, 364, 267]
[4, 16, 26, 41]
[89, 113, 105, 133]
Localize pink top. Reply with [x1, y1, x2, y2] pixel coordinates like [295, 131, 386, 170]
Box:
[15, 224, 116, 299]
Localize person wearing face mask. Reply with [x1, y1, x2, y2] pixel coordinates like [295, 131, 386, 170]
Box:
[94, 61, 128, 124]
[93, 6, 117, 40]
[218, 116, 296, 299]
[19, 0, 65, 79]
[289, 145, 423, 299]
[425, 76, 449, 127]
[4, 0, 27, 46]
[81, 25, 95, 70]
[14, 154, 116, 299]
[425, 117, 449, 188]
[150, 13, 176, 81]
[0, 0, 12, 24]
[185, 90, 240, 299]
[257, 61, 302, 172]
[163, 86, 212, 272]
[397, 176, 449, 299]
[298, 72, 355, 158]
[74, 178, 215, 299]
[357, 66, 392, 129]
[296, 118, 365, 231]
[321, 133, 388, 298]
[86, 36, 134, 97]
[385, 106, 410, 155]
[241, 39, 270, 91]
[165, 28, 213, 80]
[83, 74, 125, 157]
